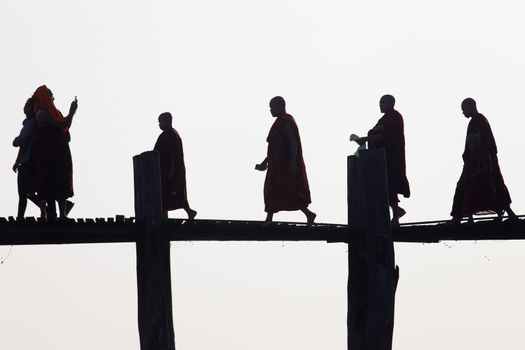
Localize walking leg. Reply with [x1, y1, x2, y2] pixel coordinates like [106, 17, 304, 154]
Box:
[300, 207, 317, 225]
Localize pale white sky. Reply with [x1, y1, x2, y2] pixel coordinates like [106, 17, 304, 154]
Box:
[1, 0, 525, 349]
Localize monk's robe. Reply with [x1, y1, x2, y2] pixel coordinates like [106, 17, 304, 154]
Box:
[451, 113, 511, 216]
[368, 109, 410, 202]
[154, 128, 189, 211]
[264, 114, 311, 213]
[460, 147, 499, 216]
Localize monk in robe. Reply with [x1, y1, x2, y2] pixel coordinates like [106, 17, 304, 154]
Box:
[450, 98, 517, 223]
[355, 94, 410, 226]
[456, 133, 499, 222]
[255, 96, 316, 224]
[154, 112, 197, 220]
[32, 85, 77, 220]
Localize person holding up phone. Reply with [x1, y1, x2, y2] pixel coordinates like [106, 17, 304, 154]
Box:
[32, 85, 78, 220]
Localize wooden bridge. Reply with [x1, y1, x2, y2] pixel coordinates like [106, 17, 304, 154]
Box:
[1, 149, 524, 350]
[1, 215, 524, 246]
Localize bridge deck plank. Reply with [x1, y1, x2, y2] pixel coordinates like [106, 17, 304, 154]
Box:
[0, 217, 524, 246]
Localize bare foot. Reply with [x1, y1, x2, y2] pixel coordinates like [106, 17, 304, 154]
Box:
[397, 206, 406, 219]
[65, 201, 75, 215]
[187, 209, 197, 221]
[306, 212, 316, 226]
[505, 209, 519, 222]
[264, 213, 273, 224]
[391, 217, 400, 227]
[448, 217, 461, 225]
[504, 215, 519, 223]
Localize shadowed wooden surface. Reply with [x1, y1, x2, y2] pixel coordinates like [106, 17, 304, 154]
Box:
[0, 216, 524, 246]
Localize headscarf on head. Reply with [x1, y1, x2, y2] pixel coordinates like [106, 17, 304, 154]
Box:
[33, 85, 68, 127]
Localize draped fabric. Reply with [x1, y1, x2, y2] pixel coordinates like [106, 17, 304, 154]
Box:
[32, 110, 74, 200]
[451, 113, 511, 217]
[368, 109, 410, 199]
[464, 113, 511, 208]
[154, 128, 189, 211]
[264, 114, 311, 213]
[459, 148, 499, 216]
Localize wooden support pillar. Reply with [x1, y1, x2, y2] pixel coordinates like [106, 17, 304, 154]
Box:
[347, 149, 397, 350]
[133, 151, 176, 350]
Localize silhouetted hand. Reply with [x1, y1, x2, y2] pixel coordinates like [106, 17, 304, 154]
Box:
[356, 137, 367, 146]
[12, 136, 21, 147]
[12, 162, 19, 173]
[69, 97, 78, 116]
[255, 163, 267, 171]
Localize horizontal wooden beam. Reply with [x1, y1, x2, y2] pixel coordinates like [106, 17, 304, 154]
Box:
[0, 217, 524, 246]
[165, 219, 351, 241]
[394, 218, 525, 243]
[0, 218, 140, 245]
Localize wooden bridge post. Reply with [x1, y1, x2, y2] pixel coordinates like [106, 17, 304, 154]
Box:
[347, 149, 397, 350]
[133, 151, 176, 350]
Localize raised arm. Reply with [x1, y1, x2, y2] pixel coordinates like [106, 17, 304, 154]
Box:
[65, 97, 78, 128]
[36, 98, 78, 128]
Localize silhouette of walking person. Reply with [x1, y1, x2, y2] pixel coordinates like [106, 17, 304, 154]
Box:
[32, 85, 77, 220]
[450, 98, 517, 223]
[353, 94, 410, 226]
[452, 133, 499, 223]
[255, 96, 316, 225]
[154, 112, 197, 220]
[12, 97, 45, 219]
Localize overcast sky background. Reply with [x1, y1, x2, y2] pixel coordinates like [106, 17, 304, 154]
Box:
[1, 0, 525, 349]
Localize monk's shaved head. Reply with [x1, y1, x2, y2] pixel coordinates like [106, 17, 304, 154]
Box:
[461, 98, 478, 118]
[158, 112, 173, 131]
[381, 94, 395, 106]
[269, 96, 286, 117]
[159, 112, 173, 122]
[379, 94, 395, 113]
[270, 96, 286, 109]
[461, 98, 477, 109]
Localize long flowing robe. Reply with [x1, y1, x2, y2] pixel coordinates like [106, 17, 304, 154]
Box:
[451, 113, 511, 216]
[264, 114, 311, 213]
[368, 109, 410, 200]
[32, 86, 74, 201]
[460, 148, 499, 216]
[154, 128, 189, 211]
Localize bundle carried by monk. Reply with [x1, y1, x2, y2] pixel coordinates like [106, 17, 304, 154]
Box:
[349, 133, 366, 156]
